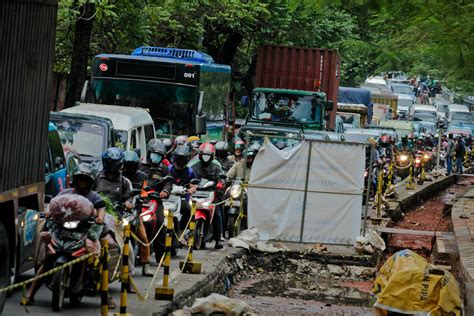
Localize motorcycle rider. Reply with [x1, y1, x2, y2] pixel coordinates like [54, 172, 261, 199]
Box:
[168, 145, 198, 232]
[143, 139, 173, 198]
[191, 142, 226, 249]
[123, 151, 147, 190]
[414, 136, 425, 152]
[215, 141, 232, 171]
[24, 163, 107, 305]
[121, 150, 154, 276]
[226, 143, 261, 180]
[228, 139, 245, 165]
[395, 135, 413, 152]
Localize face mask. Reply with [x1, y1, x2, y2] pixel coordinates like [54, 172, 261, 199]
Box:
[150, 153, 163, 164]
[201, 154, 211, 163]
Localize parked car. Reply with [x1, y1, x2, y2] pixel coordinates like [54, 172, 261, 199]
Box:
[59, 104, 156, 162]
[45, 122, 67, 197]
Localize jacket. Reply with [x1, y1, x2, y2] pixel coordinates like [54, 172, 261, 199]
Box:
[226, 161, 251, 180]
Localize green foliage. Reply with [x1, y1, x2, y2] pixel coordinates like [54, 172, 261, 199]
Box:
[54, 0, 473, 96]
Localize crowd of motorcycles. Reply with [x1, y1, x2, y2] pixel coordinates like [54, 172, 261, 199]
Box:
[30, 137, 252, 312]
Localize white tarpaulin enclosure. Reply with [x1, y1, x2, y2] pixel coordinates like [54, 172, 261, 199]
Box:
[248, 138, 365, 245]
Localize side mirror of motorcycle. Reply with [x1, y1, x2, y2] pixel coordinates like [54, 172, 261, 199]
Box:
[148, 192, 161, 200]
[190, 178, 200, 185]
[163, 175, 174, 182]
[143, 186, 152, 192]
[131, 189, 141, 197]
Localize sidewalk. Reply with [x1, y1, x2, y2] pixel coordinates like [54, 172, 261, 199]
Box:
[451, 187, 474, 315]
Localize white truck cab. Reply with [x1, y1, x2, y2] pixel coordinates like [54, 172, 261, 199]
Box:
[62, 104, 156, 161]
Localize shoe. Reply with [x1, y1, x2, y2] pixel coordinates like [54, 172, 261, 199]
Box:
[214, 241, 223, 250]
[142, 263, 153, 277]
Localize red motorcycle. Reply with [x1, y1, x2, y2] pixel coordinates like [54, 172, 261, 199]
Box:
[192, 179, 218, 249]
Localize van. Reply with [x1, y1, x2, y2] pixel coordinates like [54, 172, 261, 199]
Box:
[447, 104, 470, 122]
[50, 112, 115, 164]
[45, 122, 67, 196]
[61, 104, 156, 162]
[408, 104, 437, 123]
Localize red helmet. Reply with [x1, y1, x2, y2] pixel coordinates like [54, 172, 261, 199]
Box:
[198, 142, 215, 164]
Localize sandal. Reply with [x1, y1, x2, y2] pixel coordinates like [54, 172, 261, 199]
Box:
[20, 296, 35, 306]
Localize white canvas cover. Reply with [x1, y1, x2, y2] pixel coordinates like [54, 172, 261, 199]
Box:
[248, 138, 365, 244]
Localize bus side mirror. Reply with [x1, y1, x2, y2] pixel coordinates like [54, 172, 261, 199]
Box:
[241, 96, 249, 107]
[326, 101, 334, 111]
[196, 114, 207, 135]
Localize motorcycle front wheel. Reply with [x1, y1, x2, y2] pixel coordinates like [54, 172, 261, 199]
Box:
[194, 219, 206, 250]
[51, 267, 68, 312]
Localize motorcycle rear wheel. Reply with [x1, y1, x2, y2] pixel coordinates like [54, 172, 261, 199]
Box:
[194, 219, 206, 250]
[52, 268, 68, 312]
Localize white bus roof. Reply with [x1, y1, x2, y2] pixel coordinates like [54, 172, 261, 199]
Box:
[62, 103, 154, 131]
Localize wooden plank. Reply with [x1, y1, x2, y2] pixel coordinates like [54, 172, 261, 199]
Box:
[377, 227, 455, 238]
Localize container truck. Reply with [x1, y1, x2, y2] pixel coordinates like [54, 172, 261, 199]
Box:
[0, 0, 58, 310]
[240, 45, 341, 144]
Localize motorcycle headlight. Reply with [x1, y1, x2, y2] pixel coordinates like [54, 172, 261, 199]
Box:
[201, 201, 211, 208]
[415, 157, 421, 164]
[399, 155, 408, 162]
[142, 214, 151, 222]
[230, 185, 242, 199]
[423, 154, 430, 160]
[163, 209, 170, 217]
[122, 218, 129, 226]
[64, 221, 80, 229]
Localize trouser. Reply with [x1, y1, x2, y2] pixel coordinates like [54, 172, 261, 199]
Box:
[456, 157, 463, 174]
[136, 216, 150, 264]
[213, 204, 223, 242]
[447, 156, 453, 174]
[179, 199, 191, 232]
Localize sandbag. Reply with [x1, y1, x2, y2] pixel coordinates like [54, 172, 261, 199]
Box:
[185, 293, 251, 316]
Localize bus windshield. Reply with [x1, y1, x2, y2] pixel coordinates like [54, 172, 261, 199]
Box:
[91, 79, 197, 135]
[252, 92, 322, 124]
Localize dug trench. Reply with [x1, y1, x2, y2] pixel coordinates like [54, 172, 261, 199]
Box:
[163, 175, 472, 315]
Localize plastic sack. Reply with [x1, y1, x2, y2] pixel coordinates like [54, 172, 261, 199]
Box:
[354, 229, 385, 254]
[373, 249, 462, 316]
[48, 193, 94, 223]
[229, 228, 287, 253]
[185, 293, 251, 316]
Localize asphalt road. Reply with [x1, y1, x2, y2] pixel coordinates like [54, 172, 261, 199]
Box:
[3, 243, 236, 315]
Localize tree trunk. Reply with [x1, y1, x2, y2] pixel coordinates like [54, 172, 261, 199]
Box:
[217, 32, 244, 65]
[64, 2, 95, 108]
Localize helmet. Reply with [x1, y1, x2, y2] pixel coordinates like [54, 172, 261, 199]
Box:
[175, 135, 188, 146]
[407, 133, 414, 140]
[233, 140, 245, 154]
[198, 142, 215, 164]
[401, 135, 408, 142]
[102, 148, 124, 173]
[215, 141, 229, 159]
[209, 139, 218, 146]
[187, 136, 200, 143]
[147, 139, 166, 165]
[245, 143, 261, 167]
[72, 162, 97, 193]
[162, 138, 173, 153]
[123, 150, 140, 176]
[172, 145, 191, 170]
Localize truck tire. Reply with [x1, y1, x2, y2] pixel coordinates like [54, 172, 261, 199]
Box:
[0, 223, 9, 313]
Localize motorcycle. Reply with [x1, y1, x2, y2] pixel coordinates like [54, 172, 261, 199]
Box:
[394, 151, 411, 180]
[140, 176, 174, 262]
[192, 179, 217, 250]
[43, 194, 113, 312]
[224, 179, 247, 238]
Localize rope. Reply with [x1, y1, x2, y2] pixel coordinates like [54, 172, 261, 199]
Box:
[0, 252, 95, 294]
[170, 244, 193, 286]
[129, 252, 166, 302]
[130, 222, 165, 247]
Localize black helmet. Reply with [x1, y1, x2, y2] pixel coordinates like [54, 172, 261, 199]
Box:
[245, 143, 261, 167]
[147, 139, 166, 165]
[72, 162, 97, 194]
[172, 145, 191, 170]
[215, 141, 229, 159]
[102, 148, 124, 173]
[123, 150, 140, 176]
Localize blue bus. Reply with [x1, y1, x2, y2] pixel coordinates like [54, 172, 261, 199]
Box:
[81, 46, 232, 139]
